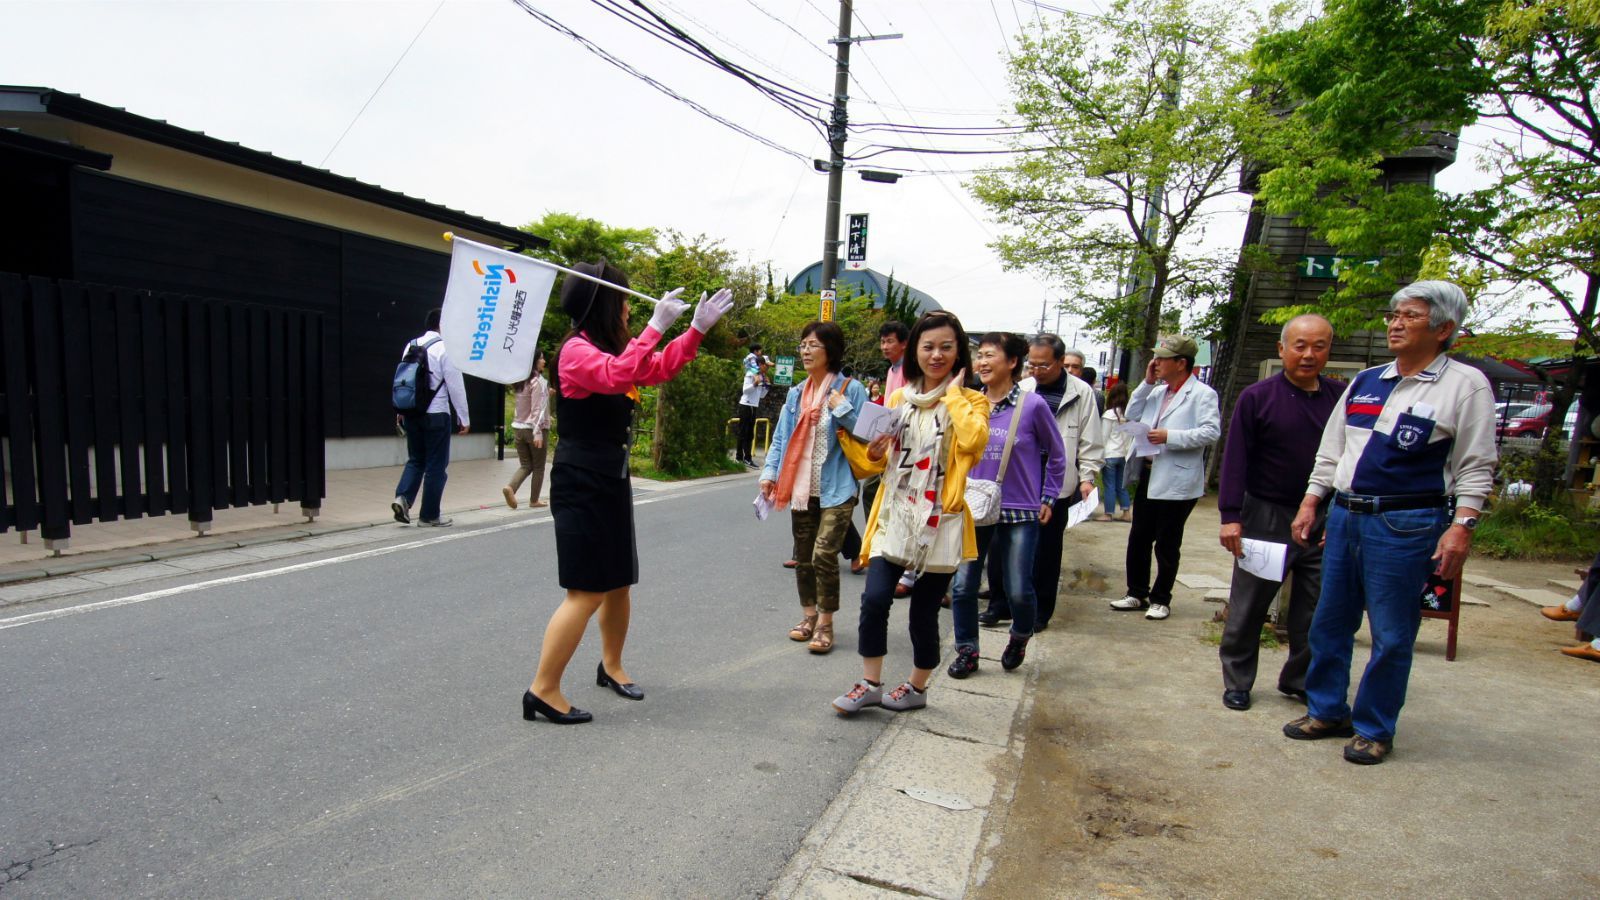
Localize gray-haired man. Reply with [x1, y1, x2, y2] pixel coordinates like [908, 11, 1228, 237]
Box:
[1284, 281, 1496, 765]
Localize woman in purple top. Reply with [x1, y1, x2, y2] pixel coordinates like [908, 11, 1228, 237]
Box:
[948, 333, 1067, 678]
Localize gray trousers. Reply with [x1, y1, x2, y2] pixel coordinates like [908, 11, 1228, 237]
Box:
[1220, 494, 1326, 694]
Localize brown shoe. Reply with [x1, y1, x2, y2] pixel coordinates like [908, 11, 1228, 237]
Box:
[501, 486, 518, 509]
[1116, 509, 1132, 522]
[788, 615, 818, 642]
[808, 622, 835, 654]
[1542, 605, 1581, 622]
[894, 582, 912, 598]
[1283, 715, 1355, 740]
[1343, 735, 1392, 765]
[1560, 643, 1600, 662]
[782, 559, 798, 569]
[851, 559, 868, 574]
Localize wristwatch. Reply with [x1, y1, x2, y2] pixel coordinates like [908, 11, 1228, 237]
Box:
[1452, 515, 1479, 531]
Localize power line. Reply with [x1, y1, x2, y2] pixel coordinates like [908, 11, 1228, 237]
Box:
[320, 0, 446, 167]
[509, 0, 814, 163]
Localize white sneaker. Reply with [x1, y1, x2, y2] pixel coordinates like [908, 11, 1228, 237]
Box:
[1109, 595, 1148, 611]
[1145, 603, 1170, 620]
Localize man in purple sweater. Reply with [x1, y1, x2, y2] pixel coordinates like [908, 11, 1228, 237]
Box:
[1217, 314, 1340, 711]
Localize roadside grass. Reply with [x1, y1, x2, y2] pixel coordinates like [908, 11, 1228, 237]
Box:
[1476, 497, 1599, 562]
[629, 448, 745, 481]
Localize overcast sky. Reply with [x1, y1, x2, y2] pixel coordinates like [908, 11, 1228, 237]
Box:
[4, 0, 1525, 359]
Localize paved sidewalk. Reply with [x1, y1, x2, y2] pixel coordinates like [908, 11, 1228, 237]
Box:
[771, 633, 1044, 899]
[0, 456, 564, 589]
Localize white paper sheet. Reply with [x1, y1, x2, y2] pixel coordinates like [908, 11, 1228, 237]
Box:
[850, 401, 898, 441]
[1066, 488, 1099, 528]
[1120, 421, 1163, 457]
[1237, 538, 1288, 582]
[753, 492, 774, 521]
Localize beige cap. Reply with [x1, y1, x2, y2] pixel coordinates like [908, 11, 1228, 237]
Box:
[1152, 334, 1198, 359]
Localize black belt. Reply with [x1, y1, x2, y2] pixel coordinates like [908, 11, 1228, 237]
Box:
[1334, 491, 1448, 514]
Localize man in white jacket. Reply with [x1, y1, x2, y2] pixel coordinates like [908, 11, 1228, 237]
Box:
[1110, 335, 1221, 621]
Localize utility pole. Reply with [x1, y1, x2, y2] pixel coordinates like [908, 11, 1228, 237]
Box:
[817, 2, 899, 321]
[819, 0, 853, 322]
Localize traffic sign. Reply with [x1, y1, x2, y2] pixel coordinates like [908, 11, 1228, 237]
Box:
[847, 214, 868, 270]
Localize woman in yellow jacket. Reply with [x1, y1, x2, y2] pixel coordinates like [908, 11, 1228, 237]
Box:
[833, 311, 991, 716]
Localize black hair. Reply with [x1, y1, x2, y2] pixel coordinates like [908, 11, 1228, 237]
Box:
[512, 347, 545, 392]
[800, 321, 846, 374]
[424, 308, 442, 331]
[749, 343, 762, 353]
[1106, 381, 1130, 412]
[1080, 366, 1098, 386]
[978, 331, 1027, 379]
[878, 320, 910, 342]
[563, 261, 631, 356]
[1028, 333, 1066, 360]
[902, 311, 973, 386]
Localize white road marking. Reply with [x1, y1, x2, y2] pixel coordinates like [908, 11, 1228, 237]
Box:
[0, 490, 705, 632]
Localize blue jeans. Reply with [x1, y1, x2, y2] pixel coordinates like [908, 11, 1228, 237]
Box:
[395, 412, 453, 522]
[1304, 504, 1447, 743]
[1101, 458, 1131, 513]
[951, 521, 1040, 649]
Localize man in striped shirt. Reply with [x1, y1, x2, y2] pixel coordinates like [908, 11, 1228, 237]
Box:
[1282, 281, 1497, 765]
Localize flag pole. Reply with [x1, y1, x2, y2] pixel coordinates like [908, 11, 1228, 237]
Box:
[442, 232, 660, 305]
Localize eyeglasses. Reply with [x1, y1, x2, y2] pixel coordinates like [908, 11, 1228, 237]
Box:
[797, 341, 825, 351]
[1382, 310, 1431, 325]
[1026, 361, 1055, 370]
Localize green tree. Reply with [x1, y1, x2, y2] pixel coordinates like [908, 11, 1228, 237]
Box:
[971, 0, 1279, 359]
[1251, 0, 1599, 498]
[520, 211, 660, 362]
[880, 270, 921, 327]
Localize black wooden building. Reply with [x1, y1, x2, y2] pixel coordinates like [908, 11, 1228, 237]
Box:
[0, 86, 544, 546]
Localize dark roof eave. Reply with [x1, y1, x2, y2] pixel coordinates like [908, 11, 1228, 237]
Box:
[0, 127, 113, 169]
[34, 89, 543, 250]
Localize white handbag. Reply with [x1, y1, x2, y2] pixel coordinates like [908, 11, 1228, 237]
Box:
[963, 400, 1023, 527]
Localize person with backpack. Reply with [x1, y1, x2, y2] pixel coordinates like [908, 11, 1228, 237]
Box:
[391, 307, 469, 527]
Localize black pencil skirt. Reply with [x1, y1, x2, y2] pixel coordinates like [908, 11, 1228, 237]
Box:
[551, 461, 639, 592]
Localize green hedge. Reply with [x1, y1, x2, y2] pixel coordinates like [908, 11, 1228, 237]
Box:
[654, 355, 740, 476]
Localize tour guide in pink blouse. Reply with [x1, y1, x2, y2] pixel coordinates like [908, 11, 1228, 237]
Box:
[522, 263, 733, 725]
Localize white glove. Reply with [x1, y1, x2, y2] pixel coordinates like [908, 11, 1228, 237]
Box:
[647, 287, 689, 334]
[691, 288, 735, 334]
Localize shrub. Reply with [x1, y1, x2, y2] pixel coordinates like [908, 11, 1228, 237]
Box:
[652, 355, 741, 476]
[1475, 496, 1600, 561]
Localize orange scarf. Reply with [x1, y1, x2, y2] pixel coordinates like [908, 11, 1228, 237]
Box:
[773, 374, 837, 511]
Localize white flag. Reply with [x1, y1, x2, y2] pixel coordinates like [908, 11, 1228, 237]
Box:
[439, 236, 557, 384]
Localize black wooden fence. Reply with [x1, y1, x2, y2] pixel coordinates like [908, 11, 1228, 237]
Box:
[0, 273, 326, 547]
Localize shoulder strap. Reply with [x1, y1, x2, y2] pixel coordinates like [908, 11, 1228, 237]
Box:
[994, 396, 1026, 485]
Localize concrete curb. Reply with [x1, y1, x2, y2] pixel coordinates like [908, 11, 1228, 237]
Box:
[768, 636, 1044, 899]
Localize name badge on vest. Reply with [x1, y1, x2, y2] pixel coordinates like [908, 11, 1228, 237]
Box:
[1388, 412, 1435, 451]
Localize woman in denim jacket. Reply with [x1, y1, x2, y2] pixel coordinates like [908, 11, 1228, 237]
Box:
[759, 321, 868, 654]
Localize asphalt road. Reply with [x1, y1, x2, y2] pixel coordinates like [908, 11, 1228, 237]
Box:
[0, 479, 902, 898]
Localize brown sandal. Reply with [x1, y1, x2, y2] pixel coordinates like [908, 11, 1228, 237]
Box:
[789, 615, 819, 642]
[809, 622, 835, 654]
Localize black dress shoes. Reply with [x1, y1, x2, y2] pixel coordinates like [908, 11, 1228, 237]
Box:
[597, 662, 644, 700]
[1222, 690, 1251, 711]
[977, 607, 1011, 627]
[522, 690, 593, 724]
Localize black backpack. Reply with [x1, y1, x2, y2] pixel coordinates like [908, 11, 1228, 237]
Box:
[392, 336, 443, 417]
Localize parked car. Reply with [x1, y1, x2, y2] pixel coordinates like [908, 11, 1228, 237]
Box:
[1498, 404, 1552, 438]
